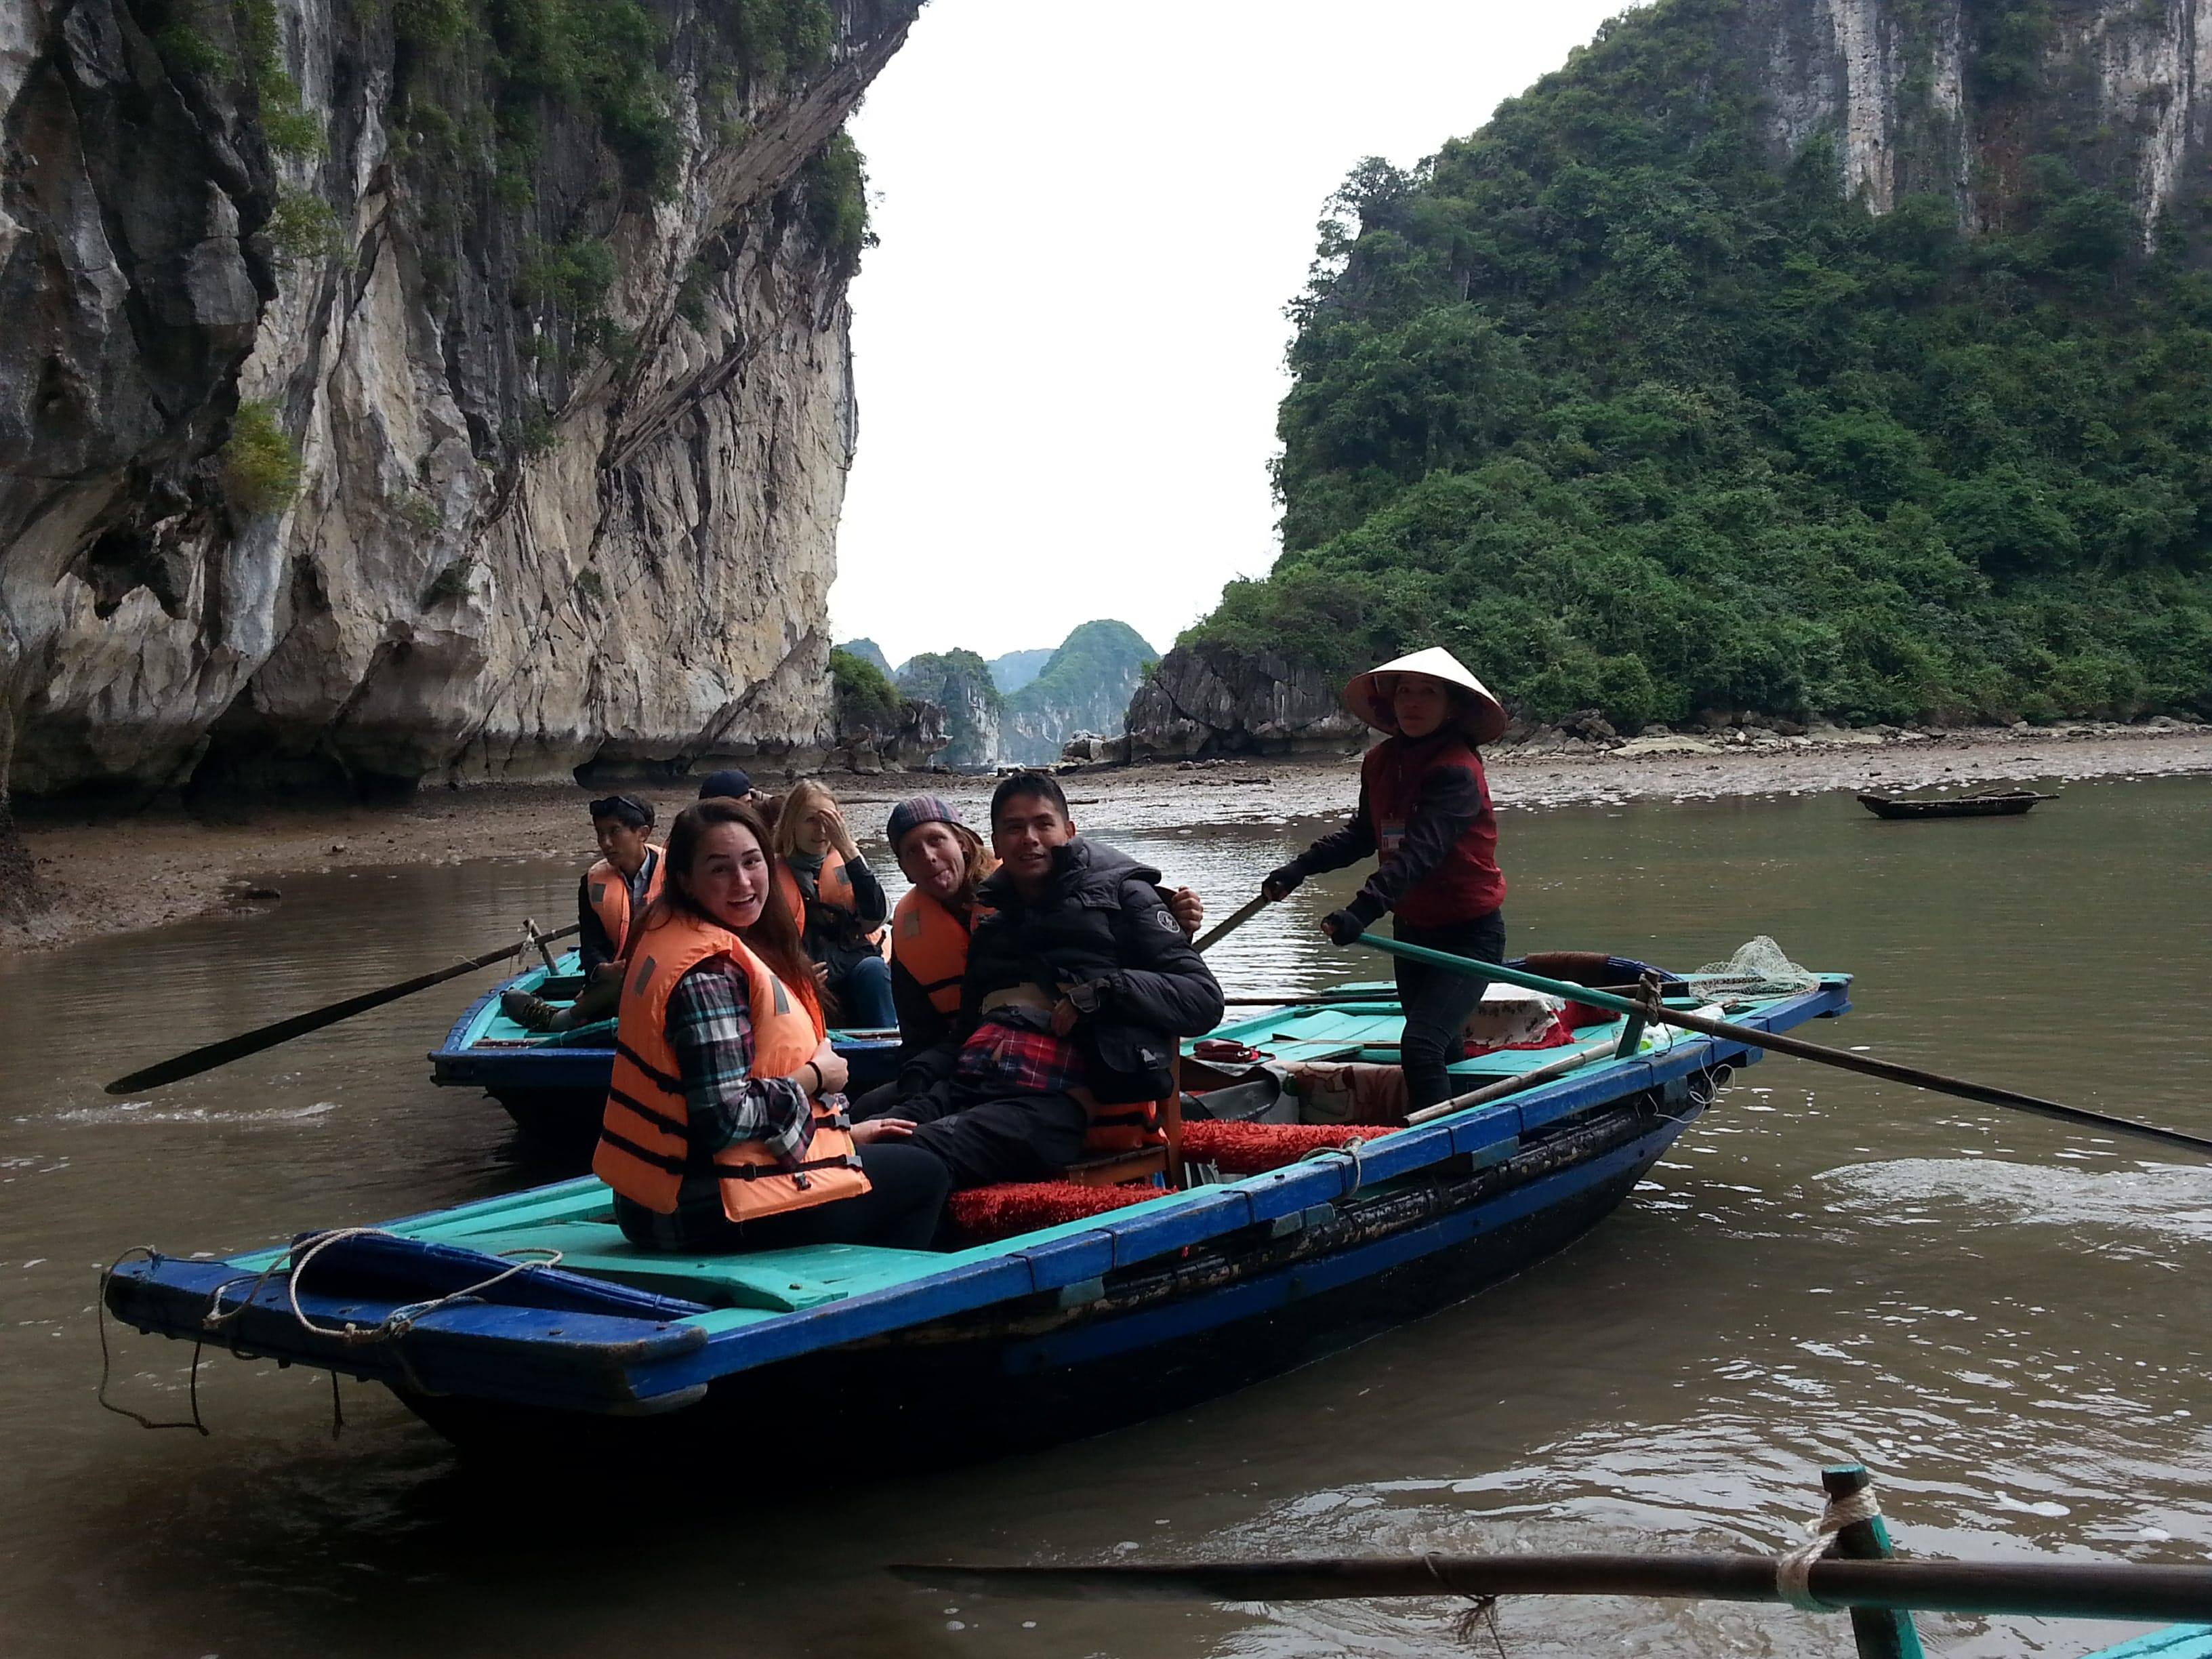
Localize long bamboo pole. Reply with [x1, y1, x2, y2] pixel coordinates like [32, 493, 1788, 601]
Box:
[893, 1553, 2212, 1622]
[1353, 933, 2212, 1158]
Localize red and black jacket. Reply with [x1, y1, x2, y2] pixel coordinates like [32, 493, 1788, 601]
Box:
[1283, 731, 1506, 930]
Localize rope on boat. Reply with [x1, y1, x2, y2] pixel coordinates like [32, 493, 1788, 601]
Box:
[200, 1227, 566, 1348]
[1296, 1140, 1367, 1195]
[1422, 1555, 1509, 1655]
[1774, 1482, 1884, 1610]
[96, 1247, 211, 1436]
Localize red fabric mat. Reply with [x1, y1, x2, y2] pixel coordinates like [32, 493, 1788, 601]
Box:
[946, 1180, 1159, 1244]
[1181, 1120, 1400, 1174]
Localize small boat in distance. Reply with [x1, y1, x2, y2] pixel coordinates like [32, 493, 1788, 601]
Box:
[1856, 788, 2056, 821]
[428, 949, 901, 1149]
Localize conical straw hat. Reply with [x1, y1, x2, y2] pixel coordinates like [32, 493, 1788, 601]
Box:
[1342, 647, 1509, 745]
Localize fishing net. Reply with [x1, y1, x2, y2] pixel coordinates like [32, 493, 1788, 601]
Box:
[1685, 936, 1820, 998]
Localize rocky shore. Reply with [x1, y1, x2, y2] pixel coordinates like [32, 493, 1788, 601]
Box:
[8, 718, 2209, 956]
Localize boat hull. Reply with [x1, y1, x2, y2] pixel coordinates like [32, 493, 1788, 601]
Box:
[108, 976, 1851, 1470]
[396, 1092, 1689, 1461]
[1855, 791, 2048, 820]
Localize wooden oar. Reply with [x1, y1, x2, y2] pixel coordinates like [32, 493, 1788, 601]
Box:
[1404, 1037, 1620, 1126]
[1356, 933, 2212, 1158]
[892, 1552, 2212, 1622]
[103, 924, 580, 1095]
[1219, 994, 1399, 1008]
[1193, 892, 1270, 954]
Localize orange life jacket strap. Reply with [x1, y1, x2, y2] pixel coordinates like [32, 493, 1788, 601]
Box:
[605, 1083, 687, 1137]
[598, 1124, 691, 1176]
[614, 1039, 683, 1095]
[720, 1151, 865, 1179]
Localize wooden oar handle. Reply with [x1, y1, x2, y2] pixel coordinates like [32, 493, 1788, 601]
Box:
[1351, 931, 2212, 1158]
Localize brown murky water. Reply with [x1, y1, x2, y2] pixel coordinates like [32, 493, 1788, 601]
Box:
[3, 777, 2209, 1657]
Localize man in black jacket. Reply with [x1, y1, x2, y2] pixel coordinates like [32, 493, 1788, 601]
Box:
[865, 773, 1224, 1191]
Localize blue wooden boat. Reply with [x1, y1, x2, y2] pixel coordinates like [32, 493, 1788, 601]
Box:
[108, 965, 1851, 1460]
[428, 949, 902, 1147]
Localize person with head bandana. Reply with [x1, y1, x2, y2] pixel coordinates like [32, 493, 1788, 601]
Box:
[502, 793, 664, 1033]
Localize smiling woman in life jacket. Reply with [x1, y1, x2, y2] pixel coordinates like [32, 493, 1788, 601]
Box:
[594, 798, 947, 1252]
[1261, 647, 1511, 1113]
[502, 794, 664, 1033]
[769, 780, 898, 1030]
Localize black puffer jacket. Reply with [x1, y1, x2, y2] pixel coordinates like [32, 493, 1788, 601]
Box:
[927, 838, 1223, 1103]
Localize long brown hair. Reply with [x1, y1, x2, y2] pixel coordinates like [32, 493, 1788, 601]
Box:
[648, 799, 820, 1020]
[934, 821, 997, 912]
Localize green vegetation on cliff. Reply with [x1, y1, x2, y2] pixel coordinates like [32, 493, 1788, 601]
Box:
[897, 649, 1001, 765]
[1001, 620, 1158, 762]
[829, 645, 899, 731]
[1192, 0, 2212, 727]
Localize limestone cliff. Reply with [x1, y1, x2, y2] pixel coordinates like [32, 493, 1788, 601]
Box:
[895, 647, 998, 768]
[1752, 0, 2212, 234]
[1123, 641, 1364, 762]
[1, 0, 920, 839]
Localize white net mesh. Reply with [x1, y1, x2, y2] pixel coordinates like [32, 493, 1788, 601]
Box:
[1685, 936, 1820, 998]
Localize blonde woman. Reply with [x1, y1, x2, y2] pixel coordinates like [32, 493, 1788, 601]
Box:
[771, 779, 897, 1027]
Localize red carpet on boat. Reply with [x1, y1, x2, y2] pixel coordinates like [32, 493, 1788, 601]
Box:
[946, 1181, 1159, 1242]
[1181, 1120, 1399, 1174]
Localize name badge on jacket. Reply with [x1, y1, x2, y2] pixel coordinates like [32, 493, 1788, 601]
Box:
[1378, 818, 1406, 857]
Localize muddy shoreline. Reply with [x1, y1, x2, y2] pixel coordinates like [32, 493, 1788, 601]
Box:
[7, 720, 2209, 954]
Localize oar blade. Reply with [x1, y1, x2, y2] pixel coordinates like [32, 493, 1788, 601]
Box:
[1193, 893, 1271, 955]
[100, 923, 578, 1094]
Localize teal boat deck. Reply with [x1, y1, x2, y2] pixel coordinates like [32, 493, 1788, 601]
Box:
[2083, 1631, 2212, 1658]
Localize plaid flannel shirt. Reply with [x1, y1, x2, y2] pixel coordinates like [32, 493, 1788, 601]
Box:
[613, 956, 823, 1248]
[952, 1010, 1087, 1098]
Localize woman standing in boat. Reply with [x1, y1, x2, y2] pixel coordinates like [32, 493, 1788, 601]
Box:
[1261, 647, 1511, 1112]
[594, 798, 947, 1251]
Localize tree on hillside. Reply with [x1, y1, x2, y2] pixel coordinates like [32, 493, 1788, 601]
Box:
[1189, 0, 2212, 727]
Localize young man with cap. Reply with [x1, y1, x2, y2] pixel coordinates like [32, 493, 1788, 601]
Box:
[865, 773, 1223, 1190]
[502, 794, 663, 1033]
[1260, 647, 1511, 1111]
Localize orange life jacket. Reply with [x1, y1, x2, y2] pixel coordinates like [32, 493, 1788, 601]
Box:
[586, 847, 667, 960]
[592, 911, 865, 1225]
[774, 846, 888, 958]
[889, 888, 980, 1016]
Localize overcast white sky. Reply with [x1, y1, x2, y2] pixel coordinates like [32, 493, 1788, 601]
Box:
[827, 0, 1631, 667]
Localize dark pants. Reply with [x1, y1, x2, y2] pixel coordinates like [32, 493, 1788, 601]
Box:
[862, 1080, 1090, 1191]
[546, 973, 619, 1031]
[617, 1143, 949, 1252]
[832, 954, 897, 1028]
[1393, 910, 1507, 1110]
